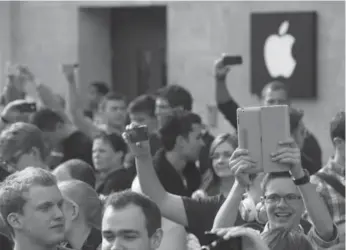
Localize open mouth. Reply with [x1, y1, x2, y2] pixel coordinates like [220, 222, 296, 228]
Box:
[274, 212, 293, 220]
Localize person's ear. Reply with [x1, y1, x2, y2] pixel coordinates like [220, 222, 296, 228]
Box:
[7, 212, 23, 231]
[66, 199, 80, 221]
[150, 228, 163, 249]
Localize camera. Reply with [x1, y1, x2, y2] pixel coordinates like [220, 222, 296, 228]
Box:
[17, 102, 37, 113]
[201, 233, 242, 250]
[127, 125, 149, 143]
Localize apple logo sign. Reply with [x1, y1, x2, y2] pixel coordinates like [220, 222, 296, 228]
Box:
[264, 20, 296, 78]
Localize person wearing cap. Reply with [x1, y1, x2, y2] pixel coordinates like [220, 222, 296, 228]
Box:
[214, 55, 322, 175]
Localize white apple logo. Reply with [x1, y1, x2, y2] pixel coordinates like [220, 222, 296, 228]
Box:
[264, 20, 296, 78]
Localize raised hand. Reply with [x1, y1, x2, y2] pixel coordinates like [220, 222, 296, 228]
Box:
[271, 138, 302, 169]
[122, 123, 151, 158]
[228, 148, 258, 188]
[18, 65, 35, 82]
[214, 54, 231, 79]
[61, 63, 78, 83]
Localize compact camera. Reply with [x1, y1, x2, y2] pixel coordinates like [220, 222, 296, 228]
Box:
[127, 125, 149, 143]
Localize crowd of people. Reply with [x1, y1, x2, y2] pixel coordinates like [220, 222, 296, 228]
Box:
[0, 55, 343, 250]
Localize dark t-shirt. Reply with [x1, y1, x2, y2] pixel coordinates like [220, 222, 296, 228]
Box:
[218, 100, 322, 174]
[153, 149, 201, 197]
[61, 131, 93, 167]
[65, 227, 102, 250]
[182, 195, 246, 245]
[96, 168, 135, 195]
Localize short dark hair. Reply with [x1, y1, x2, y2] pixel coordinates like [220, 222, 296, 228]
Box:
[55, 159, 96, 188]
[261, 171, 291, 195]
[90, 81, 109, 96]
[330, 111, 345, 142]
[159, 110, 202, 151]
[156, 84, 193, 111]
[261, 81, 289, 100]
[94, 132, 128, 156]
[0, 167, 57, 235]
[289, 108, 304, 133]
[99, 92, 127, 111]
[29, 108, 64, 132]
[128, 95, 156, 117]
[0, 122, 47, 162]
[104, 190, 161, 237]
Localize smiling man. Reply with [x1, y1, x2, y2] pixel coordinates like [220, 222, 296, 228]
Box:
[0, 167, 68, 250]
[101, 190, 163, 250]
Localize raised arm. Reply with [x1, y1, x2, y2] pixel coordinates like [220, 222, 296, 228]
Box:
[0, 64, 26, 106]
[213, 148, 257, 229]
[272, 139, 335, 241]
[123, 124, 189, 226]
[214, 56, 240, 130]
[62, 64, 100, 138]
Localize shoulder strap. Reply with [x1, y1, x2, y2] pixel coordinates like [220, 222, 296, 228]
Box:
[315, 172, 345, 197]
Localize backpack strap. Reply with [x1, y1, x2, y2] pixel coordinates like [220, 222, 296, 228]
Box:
[315, 172, 345, 197]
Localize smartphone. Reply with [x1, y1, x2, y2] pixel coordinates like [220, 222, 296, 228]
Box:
[237, 107, 263, 172]
[17, 102, 37, 113]
[222, 56, 243, 66]
[260, 105, 290, 173]
[127, 125, 149, 143]
[202, 232, 242, 250]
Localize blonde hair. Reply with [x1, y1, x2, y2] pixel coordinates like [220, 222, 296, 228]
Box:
[58, 180, 102, 230]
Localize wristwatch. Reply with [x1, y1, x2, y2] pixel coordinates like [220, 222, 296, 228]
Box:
[292, 168, 310, 186]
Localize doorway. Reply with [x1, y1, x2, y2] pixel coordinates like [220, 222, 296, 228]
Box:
[111, 6, 167, 101]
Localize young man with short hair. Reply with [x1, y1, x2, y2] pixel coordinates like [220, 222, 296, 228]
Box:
[149, 110, 204, 196]
[213, 140, 338, 250]
[0, 122, 48, 179]
[30, 108, 93, 167]
[214, 56, 322, 174]
[0, 167, 69, 250]
[155, 84, 215, 176]
[101, 190, 163, 250]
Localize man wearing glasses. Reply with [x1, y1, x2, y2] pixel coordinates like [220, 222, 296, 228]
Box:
[213, 139, 339, 250]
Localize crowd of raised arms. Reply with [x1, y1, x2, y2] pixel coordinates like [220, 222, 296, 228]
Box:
[0, 56, 343, 250]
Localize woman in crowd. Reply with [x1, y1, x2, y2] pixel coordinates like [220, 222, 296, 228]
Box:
[194, 133, 267, 227]
[92, 132, 134, 195]
[195, 133, 237, 198]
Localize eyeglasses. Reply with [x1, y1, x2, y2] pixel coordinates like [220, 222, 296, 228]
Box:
[263, 194, 302, 204]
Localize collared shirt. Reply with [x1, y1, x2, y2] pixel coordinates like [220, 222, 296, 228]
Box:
[310, 158, 345, 226]
[261, 222, 339, 250]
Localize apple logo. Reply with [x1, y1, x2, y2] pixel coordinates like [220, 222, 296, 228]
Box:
[264, 20, 296, 78]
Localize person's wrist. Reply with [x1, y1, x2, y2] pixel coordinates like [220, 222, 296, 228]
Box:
[215, 74, 226, 82]
[290, 164, 305, 179]
[235, 180, 247, 193]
